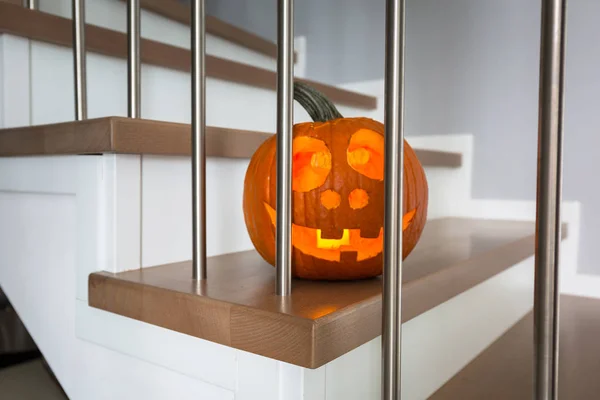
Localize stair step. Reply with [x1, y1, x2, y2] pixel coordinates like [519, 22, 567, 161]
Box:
[430, 294, 600, 399]
[88, 217, 561, 369]
[116, 0, 291, 61]
[0, 117, 462, 167]
[0, 2, 373, 110]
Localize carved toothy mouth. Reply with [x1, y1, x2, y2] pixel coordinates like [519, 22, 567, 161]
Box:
[263, 203, 417, 262]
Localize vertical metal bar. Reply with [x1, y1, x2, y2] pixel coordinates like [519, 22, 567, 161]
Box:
[72, 0, 87, 120]
[534, 0, 567, 399]
[275, 0, 294, 296]
[127, 0, 141, 118]
[382, 0, 406, 398]
[191, 0, 207, 280]
[23, 0, 38, 10]
[23, 0, 37, 128]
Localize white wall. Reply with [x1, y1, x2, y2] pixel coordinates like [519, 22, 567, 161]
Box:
[403, 0, 600, 276]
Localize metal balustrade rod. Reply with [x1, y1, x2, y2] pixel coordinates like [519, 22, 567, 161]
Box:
[191, 0, 207, 280]
[72, 0, 87, 120]
[275, 0, 294, 296]
[23, 0, 37, 9]
[534, 0, 567, 399]
[382, 0, 406, 398]
[127, 0, 141, 118]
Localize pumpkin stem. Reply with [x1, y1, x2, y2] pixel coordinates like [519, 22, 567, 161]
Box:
[294, 81, 343, 122]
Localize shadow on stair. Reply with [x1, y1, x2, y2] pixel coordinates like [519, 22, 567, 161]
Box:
[0, 286, 68, 399]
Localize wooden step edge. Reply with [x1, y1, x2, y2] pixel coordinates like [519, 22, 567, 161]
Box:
[0, 117, 462, 168]
[430, 294, 600, 399]
[88, 218, 557, 369]
[115, 0, 296, 62]
[0, 3, 372, 109]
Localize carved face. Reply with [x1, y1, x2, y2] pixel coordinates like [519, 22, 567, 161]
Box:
[243, 117, 428, 280]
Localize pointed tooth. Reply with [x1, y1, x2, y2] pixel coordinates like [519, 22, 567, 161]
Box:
[360, 226, 382, 239]
[319, 226, 345, 239]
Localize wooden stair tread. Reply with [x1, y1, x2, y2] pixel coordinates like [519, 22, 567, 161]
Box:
[0, 2, 373, 109]
[0, 117, 462, 166]
[88, 218, 562, 368]
[431, 294, 600, 399]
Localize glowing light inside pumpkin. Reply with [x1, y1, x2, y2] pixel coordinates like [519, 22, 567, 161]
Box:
[316, 228, 350, 249]
[347, 129, 384, 181]
[292, 137, 332, 192]
[347, 147, 370, 165]
[309, 305, 339, 319]
[320, 189, 341, 210]
[348, 188, 369, 209]
[263, 202, 419, 262]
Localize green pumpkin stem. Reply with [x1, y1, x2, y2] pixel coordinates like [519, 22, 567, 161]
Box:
[294, 81, 343, 122]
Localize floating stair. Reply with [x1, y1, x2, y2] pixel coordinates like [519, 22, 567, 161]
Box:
[0, 117, 461, 165]
[88, 217, 565, 369]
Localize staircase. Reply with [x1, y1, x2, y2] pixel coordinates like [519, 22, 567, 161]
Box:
[0, 1, 583, 399]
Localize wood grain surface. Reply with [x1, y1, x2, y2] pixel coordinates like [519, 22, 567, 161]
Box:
[88, 218, 559, 368]
[0, 117, 463, 167]
[0, 2, 373, 109]
[0, 117, 271, 158]
[431, 294, 600, 399]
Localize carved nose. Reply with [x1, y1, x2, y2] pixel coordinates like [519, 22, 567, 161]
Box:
[348, 189, 369, 210]
[320, 189, 341, 210]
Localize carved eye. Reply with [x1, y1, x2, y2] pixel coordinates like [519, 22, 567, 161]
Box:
[347, 129, 384, 180]
[292, 137, 332, 192]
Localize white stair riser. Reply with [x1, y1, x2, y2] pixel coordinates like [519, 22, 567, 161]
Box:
[38, 0, 278, 71]
[5, 36, 359, 132]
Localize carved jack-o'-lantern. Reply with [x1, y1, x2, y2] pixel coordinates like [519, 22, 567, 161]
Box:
[243, 82, 428, 280]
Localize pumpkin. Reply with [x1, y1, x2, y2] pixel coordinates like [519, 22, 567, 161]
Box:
[242, 81, 428, 280]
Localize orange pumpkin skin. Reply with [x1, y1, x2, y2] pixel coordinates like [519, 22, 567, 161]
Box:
[242, 116, 428, 280]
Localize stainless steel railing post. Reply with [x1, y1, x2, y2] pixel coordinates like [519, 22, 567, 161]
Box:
[275, 0, 294, 296]
[382, 0, 406, 398]
[191, 0, 207, 280]
[533, 0, 567, 399]
[127, 0, 141, 118]
[72, 0, 87, 121]
[23, 0, 37, 10]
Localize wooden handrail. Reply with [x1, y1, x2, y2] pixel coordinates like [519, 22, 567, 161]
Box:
[0, 2, 375, 109]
